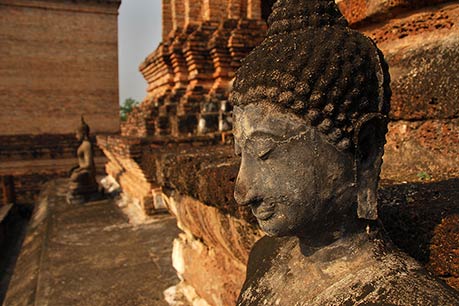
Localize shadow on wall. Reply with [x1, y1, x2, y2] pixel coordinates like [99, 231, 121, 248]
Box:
[379, 178, 459, 289]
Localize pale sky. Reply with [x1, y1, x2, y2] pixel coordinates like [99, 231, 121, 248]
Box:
[118, 0, 162, 104]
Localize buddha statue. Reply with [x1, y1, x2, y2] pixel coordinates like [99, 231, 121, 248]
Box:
[230, 0, 459, 304]
[67, 116, 100, 204]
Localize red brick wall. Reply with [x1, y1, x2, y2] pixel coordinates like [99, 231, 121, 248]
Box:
[171, 0, 185, 33]
[0, 0, 121, 136]
[247, 0, 260, 19]
[163, 0, 265, 38]
[203, 0, 227, 21]
[184, 0, 203, 25]
[227, 0, 242, 19]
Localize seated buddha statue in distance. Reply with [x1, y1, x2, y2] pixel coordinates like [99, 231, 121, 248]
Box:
[67, 116, 100, 204]
[230, 0, 459, 304]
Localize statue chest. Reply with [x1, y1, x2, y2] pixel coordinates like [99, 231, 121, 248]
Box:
[238, 237, 406, 306]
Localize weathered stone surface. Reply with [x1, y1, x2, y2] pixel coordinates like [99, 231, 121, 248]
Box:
[344, 1, 459, 180]
[153, 145, 251, 220]
[427, 214, 459, 290]
[383, 119, 459, 180]
[167, 194, 262, 306]
[364, 4, 459, 121]
[172, 235, 246, 306]
[97, 134, 229, 215]
[361, 3, 457, 45]
[239, 233, 458, 305]
[337, 0, 451, 26]
[169, 194, 261, 267]
[379, 179, 459, 290]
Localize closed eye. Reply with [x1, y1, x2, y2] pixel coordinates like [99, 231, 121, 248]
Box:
[258, 148, 273, 161]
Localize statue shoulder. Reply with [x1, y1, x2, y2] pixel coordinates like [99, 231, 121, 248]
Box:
[318, 248, 459, 305]
[237, 236, 293, 305]
[80, 140, 93, 150]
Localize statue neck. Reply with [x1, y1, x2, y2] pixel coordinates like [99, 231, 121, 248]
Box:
[296, 204, 383, 255]
[298, 220, 384, 257]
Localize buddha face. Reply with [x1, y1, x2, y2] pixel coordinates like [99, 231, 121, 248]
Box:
[233, 103, 356, 237]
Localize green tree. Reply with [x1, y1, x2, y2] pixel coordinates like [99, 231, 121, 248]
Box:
[120, 98, 139, 121]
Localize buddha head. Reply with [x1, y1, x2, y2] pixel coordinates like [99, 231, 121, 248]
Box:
[231, 0, 391, 238]
[76, 116, 90, 142]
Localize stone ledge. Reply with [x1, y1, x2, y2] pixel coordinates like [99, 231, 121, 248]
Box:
[141, 144, 254, 222]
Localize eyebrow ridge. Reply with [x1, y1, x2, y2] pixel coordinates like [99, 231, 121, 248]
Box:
[248, 129, 310, 144]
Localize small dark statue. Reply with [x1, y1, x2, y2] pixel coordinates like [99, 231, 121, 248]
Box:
[67, 116, 100, 205]
[231, 0, 459, 304]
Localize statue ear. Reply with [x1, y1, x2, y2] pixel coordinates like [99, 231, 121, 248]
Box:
[353, 114, 387, 220]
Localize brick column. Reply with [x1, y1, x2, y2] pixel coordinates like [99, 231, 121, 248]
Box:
[171, 0, 185, 31]
[247, 0, 261, 20]
[227, 0, 242, 19]
[163, 0, 173, 40]
[184, 0, 203, 26]
[203, 0, 228, 21]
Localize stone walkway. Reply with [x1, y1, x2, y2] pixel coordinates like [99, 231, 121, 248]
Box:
[4, 180, 180, 306]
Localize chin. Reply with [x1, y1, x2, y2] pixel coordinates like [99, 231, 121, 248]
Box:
[258, 219, 297, 237]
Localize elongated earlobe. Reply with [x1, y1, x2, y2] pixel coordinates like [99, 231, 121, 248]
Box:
[354, 115, 387, 220]
[357, 177, 379, 220]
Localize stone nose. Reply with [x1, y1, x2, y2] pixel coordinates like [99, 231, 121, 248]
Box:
[234, 161, 260, 207]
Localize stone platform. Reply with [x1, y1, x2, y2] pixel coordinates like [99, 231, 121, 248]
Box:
[3, 179, 180, 306]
